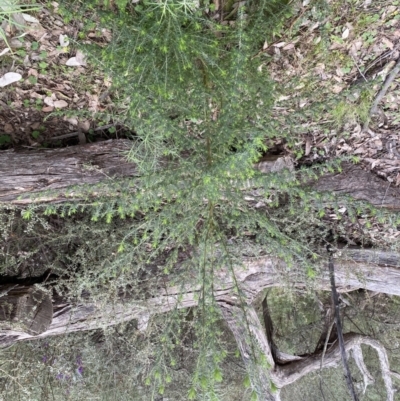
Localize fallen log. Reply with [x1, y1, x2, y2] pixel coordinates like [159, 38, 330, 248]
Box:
[0, 139, 136, 203]
[0, 249, 399, 345]
[1, 140, 399, 209]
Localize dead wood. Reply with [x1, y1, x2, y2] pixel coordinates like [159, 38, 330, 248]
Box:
[0, 249, 399, 400]
[312, 162, 400, 210]
[0, 139, 136, 204]
[1, 141, 400, 398]
[0, 285, 53, 335]
[1, 249, 400, 343]
[0, 140, 399, 210]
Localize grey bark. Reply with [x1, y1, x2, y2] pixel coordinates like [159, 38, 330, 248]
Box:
[312, 162, 400, 210]
[0, 250, 399, 397]
[0, 251, 399, 338]
[218, 299, 275, 401]
[0, 139, 136, 203]
[0, 286, 52, 335]
[0, 140, 399, 210]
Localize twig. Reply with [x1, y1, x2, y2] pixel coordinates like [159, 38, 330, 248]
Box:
[327, 246, 359, 401]
[320, 320, 336, 369]
[381, 182, 392, 208]
[49, 124, 115, 141]
[319, 319, 336, 401]
[0, 284, 18, 298]
[351, 54, 368, 83]
[370, 57, 400, 116]
[363, 49, 394, 77]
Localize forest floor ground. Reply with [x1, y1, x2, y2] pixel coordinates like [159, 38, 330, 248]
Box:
[0, 0, 399, 179]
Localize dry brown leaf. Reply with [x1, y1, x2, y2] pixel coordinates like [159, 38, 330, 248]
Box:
[283, 43, 295, 50]
[330, 42, 344, 50]
[331, 84, 343, 94]
[25, 23, 46, 40]
[28, 68, 38, 77]
[88, 94, 100, 112]
[354, 146, 366, 155]
[0, 72, 22, 87]
[44, 96, 54, 107]
[0, 48, 10, 56]
[64, 117, 78, 125]
[31, 122, 41, 130]
[54, 100, 68, 108]
[4, 123, 14, 134]
[78, 120, 91, 132]
[382, 37, 394, 50]
[66, 51, 87, 67]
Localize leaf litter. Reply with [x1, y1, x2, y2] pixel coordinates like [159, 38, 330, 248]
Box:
[0, 0, 398, 190]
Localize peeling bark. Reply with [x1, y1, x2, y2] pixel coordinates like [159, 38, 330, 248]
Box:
[0, 285, 52, 335]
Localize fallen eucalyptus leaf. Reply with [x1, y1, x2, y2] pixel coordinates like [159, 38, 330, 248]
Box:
[0, 72, 22, 87]
[59, 34, 69, 47]
[44, 96, 54, 107]
[0, 48, 10, 56]
[66, 57, 80, 66]
[22, 13, 40, 23]
[66, 51, 86, 66]
[54, 100, 68, 108]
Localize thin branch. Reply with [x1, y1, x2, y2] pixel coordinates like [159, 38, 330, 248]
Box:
[390, 371, 400, 381]
[351, 54, 368, 83]
[328, 249, 359, 401]
[370, 57, 400, 116]
[320, 320, 336, 369]
[49, 124, 116, 141]
[318, 318, 335, 401]
[272, 331, 395, 398]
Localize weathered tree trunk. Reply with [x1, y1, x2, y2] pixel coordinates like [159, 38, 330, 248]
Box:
[0, 247, 398, 400]
[0, 139, 136, 203]
[2, 249, 399, 345]
[0, 249, 399, 399]
[1, 140, 400, 208]
[313, 162, 400, 210]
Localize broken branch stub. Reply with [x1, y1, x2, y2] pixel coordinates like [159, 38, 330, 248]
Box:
[0, 285, 53, 335]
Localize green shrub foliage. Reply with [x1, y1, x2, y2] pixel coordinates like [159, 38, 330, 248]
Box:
[2, 1, 399, 400]
[55, 0, 322, 269]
